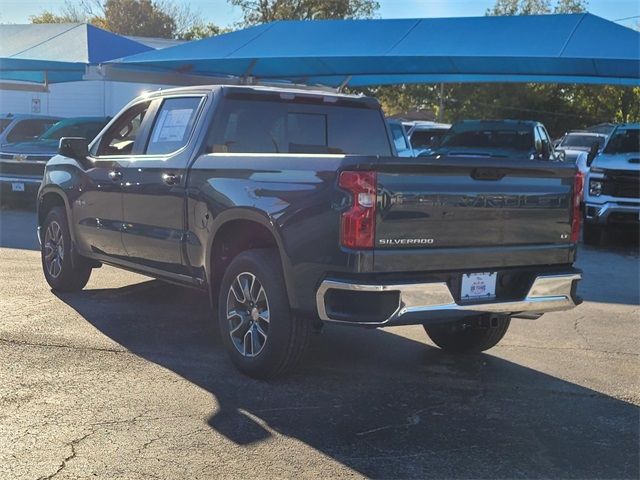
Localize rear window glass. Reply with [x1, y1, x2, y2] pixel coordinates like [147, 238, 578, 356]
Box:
[209, 98, 391, 156]
[561, 134, 605, 149]
[439, 126, 534, 151]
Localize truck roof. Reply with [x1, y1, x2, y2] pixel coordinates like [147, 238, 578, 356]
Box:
[453, 119, 543, 128]
[141, 84, 378, 106]
[613, 123, 639, 130]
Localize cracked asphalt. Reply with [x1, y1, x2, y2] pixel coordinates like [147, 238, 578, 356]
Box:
[0, 206, 638, 479]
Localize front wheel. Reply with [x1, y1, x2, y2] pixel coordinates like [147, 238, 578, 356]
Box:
[424, 315, 511, 353]
[217, 248, 310, 379]
[41, 207, 92, 292]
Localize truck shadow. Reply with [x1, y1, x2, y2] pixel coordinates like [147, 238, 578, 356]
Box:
[55, 281, 639, 479]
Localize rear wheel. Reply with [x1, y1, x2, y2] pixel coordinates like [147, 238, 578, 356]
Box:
[217, 248, 310, 379]
[582, 223, 602, 246]
[424, 315, 511, 353]
[41, 207, 92, 292]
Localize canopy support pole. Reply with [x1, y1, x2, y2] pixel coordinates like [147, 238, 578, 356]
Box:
[337, 75, 352, 93]
[438, 82, 445, 122]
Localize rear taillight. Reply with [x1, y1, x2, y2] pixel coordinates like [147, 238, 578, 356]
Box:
[339, 171, 377, 249]
[571, 171, 584, 243]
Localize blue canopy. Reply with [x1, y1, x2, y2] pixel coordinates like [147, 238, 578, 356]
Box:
[108, 13, 640, 87]
[0, 23, 152, 84]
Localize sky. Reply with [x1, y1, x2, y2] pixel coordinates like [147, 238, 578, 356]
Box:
[0, 0, 638, 29]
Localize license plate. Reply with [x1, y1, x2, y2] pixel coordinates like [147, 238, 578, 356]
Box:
[11, 182, 25, 192]
[461, 272, 497, 301]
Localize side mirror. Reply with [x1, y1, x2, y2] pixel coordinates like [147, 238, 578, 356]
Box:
[59, 137, 88, 160]
[586, 142, 599, 166]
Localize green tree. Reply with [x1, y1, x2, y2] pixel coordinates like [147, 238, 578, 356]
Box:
[181, 23, 231, 40]
[553, 0, 588, 13]
[98, 0, 175, 38]
[29, 0, 212, 40]
[231, 0, 379, 26]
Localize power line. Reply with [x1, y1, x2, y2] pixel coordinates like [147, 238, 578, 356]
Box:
[612, 15, 640, 22]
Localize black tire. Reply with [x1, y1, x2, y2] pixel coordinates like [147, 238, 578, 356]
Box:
[217, 248, 310, 379]
[41, 207, 92, 292]
[424, 316, 511, 353]
[582, 223, 602, 246]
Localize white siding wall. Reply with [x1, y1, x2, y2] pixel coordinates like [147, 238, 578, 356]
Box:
[0, 80, 170, 118]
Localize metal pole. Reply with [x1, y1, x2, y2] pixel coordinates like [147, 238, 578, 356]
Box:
[438, 82, 444, 122]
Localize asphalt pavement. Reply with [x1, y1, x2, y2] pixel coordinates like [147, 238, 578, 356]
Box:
[0, 205, 638, 479]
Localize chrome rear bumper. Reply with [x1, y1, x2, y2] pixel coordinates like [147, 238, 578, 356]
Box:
[316, 273, 581, 326]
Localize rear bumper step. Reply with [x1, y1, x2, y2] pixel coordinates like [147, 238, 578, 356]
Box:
[316, 273, 581, 326]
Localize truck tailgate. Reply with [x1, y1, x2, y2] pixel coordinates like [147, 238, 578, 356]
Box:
[373, 157, 577, 267]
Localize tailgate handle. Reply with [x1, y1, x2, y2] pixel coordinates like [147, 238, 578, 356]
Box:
[471, 168, 506, 181]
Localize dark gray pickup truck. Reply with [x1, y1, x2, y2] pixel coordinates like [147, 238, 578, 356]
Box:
[37, 85, 583, 378]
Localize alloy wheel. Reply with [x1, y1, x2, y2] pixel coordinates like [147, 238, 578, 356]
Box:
[226, 272, 270, 357]
[44, 220, 64, 278]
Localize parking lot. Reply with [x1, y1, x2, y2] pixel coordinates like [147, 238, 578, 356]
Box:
[0, 205, 638, 479]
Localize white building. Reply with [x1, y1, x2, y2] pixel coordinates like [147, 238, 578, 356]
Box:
[0, 24, 184, 118]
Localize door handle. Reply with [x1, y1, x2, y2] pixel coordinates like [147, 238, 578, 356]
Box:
[162, 172, 181, 186]
[108, 170, 123, 182]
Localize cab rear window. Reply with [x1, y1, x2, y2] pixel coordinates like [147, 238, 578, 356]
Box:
[209, 98, 391, 156]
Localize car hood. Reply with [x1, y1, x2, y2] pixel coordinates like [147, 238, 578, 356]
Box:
[1, 140, 58, 155]
[592, 152, 640, 172]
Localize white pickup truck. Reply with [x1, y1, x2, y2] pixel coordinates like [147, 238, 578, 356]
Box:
[583, 123, 639, 244]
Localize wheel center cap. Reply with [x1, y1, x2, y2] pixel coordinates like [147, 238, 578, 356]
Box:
[250, 307, 259, 321]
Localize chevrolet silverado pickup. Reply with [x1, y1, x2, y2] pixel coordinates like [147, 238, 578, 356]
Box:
[583, 123, 639, 244]
[37, 85, 583, 378]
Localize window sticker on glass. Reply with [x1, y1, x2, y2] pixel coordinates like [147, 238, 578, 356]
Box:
[151, 108, 194, 143]
[146, 97, 201, 155]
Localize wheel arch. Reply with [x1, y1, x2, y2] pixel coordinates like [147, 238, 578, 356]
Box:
[37, 187, 74, 244]
[205, 209, 295, 310]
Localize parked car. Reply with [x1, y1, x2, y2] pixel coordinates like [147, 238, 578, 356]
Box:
[403, 120, 451, 154]
[387, 119, 414, 157]
[555, 131, 608, 172]
[583, 123, 639, 244]
[38, 85, 583, 378]
[421, 120, 559, 161]
[0, 117, 109, 198]
[0, 113, 60, 146]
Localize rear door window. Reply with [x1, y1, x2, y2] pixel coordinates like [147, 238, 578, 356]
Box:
[146, 97, 202, 155]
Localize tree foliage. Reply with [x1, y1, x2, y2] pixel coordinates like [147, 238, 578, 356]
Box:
[28, 0, 221, 40]
[230, 0, 379, 26]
